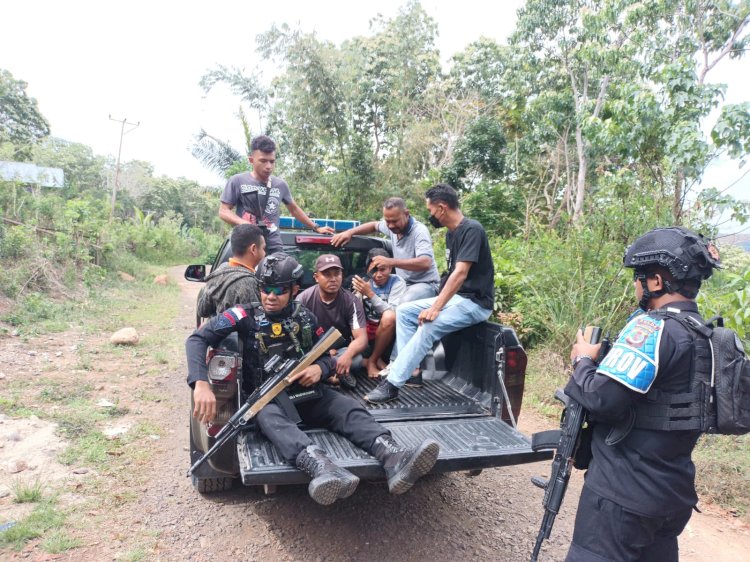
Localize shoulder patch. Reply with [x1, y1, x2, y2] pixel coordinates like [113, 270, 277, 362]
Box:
[596, 315, 664, 393]
[222, 306, 248, 326]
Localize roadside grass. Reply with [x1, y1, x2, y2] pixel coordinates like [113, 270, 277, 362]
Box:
[117, 546, 147, 561]
[525, 346, 750, 523]
[1, 262, 184, 558]
[525, 346, 568, 419]
[0, 384, 41, 417]
[11, 478, 44, 503]
[0, 498, 66, 550]
[40, 529, 82, 553]
[694, 433, 750, 519]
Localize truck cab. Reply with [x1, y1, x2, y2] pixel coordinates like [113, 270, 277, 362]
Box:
[184, 218, 550, 493]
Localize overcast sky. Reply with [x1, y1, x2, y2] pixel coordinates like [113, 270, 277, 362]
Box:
[2, 0, 748, 232]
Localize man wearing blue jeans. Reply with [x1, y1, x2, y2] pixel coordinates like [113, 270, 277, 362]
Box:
[365, 183, 495, 403]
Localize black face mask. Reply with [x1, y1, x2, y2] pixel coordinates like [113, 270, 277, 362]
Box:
[428, 213, 443, 229]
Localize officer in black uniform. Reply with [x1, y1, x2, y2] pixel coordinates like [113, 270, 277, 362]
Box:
[186, 253, 440, 505]
[563, 227, 720, 562]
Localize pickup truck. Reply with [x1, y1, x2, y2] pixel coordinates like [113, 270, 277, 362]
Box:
[184, 217, 551, 493]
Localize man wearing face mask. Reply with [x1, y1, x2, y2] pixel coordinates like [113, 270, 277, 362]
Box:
[365, 183, 495, 404]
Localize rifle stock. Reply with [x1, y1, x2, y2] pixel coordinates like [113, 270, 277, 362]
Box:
[529, 326, 610, 561]
[187, 327, 342, 477]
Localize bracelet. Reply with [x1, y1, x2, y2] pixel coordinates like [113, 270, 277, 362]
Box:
[572, 354, 594, 367]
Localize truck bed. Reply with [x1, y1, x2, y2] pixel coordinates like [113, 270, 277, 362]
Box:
[236, 370, 551, 486]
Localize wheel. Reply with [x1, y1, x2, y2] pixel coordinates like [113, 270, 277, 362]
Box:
[192, 474, 235, 493]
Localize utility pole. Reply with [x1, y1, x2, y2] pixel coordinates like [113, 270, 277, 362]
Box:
[108, 115, 140, 220]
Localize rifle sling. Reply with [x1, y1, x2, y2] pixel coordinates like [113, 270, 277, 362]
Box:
[532, 429, 561, 452]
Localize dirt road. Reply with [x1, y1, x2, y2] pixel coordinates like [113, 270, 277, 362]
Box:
[2, 266, 749, 561]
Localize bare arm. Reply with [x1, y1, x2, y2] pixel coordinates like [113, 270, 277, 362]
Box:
[336, 327, 369, 374]
[369, 254, 433, 272]
[218, 202, 250, 226]
[286, 201, 335, 234]
[330, 221, 379, 247]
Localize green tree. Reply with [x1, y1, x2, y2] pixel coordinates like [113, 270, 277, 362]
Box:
[0, 69, 50, 159]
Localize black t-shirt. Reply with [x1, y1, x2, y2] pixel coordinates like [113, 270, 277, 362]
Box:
[445, 218, 494, 310]
[295, 287, 366, 342]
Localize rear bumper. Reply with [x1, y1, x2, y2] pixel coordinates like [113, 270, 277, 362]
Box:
[236, 417, 551, 486]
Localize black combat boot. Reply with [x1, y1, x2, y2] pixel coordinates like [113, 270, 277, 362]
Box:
[295, 445, 360, 505]
[371, 435, 440, 494]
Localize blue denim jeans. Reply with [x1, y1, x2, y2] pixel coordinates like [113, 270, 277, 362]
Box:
[386, 295, 492, 388]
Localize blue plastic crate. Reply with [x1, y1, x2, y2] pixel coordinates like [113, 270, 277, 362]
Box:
[278, 216, 360, 232]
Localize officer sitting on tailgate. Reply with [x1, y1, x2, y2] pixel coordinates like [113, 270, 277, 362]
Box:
[186, 253, 439, 505]
[563, 226, 721, 562]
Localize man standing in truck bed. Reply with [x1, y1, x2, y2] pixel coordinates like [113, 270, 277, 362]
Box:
[219, 135, 334, 253]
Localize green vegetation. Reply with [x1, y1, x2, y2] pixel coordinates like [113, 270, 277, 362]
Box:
[11, 478, 44, 503]
[40, 530, 82, 554]
[0, 499, 66, 550]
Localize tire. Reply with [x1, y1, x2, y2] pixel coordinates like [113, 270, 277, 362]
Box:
[192, 474, 235, 493]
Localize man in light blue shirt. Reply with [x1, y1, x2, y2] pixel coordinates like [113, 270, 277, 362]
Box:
[331, 197, 440, 303]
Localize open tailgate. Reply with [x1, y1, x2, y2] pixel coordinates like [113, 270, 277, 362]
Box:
[237, 417, 551, 486]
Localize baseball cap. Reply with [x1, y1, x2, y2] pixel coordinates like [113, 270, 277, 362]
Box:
[315, 254, 343, 272]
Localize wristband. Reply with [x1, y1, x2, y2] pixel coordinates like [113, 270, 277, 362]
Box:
[572, 354, 594, 367]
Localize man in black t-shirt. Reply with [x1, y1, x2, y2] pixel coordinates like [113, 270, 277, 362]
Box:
[296, 254, 368, 390]
[366, 184, 494, 403]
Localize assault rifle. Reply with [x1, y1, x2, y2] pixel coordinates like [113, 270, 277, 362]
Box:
[529, 326, 611, 562]
[188, 327, 342, 477]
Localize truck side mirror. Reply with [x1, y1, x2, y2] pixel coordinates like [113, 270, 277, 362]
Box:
[184, 264, 207, 282]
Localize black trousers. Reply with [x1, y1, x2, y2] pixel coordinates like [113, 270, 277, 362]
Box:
[256, 384, 389, 462]
[565, 485, 693, 562]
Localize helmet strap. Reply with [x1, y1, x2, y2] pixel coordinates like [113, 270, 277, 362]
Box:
[636, 273, 668, 311]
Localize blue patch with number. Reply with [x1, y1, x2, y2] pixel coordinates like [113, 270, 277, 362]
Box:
[596, 314, 663, 393]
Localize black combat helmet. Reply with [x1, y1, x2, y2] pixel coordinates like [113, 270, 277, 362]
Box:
[257, 253, 304, 287]
[624, 226, 721, 308]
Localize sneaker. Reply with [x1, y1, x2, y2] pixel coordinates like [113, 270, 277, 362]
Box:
[339, 372, 357, 390]
[365, 379, 399, 404]
[377, 365, 390, 379]
[405, 370, 423, 388]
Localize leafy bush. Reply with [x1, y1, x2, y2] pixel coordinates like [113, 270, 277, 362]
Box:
[0, 224, 35, 259]
[697, 245, 750, 346]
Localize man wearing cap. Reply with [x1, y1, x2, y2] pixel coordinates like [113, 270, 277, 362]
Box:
[330, 197, 440, 303]
[296, 254, 368, 390]
[219, 135, 335, 254]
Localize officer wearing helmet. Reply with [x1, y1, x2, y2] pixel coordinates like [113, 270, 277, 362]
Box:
[186, 253, 439, 505]
[563, 227, 720, 562]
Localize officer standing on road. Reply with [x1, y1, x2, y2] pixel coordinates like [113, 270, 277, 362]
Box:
[563, 227, 721, 561]
[186, 254, 439, 505]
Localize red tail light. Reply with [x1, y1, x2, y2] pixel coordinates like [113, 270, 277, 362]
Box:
[206, 423, 223, 437]
[206, 349, 241, 383]
[505, 347, 527, 374]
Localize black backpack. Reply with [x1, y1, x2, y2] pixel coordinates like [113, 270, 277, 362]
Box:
[636, 311, 750, 435]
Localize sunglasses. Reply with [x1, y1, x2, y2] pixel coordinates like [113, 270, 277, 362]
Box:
[261, 285, 290, 296]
